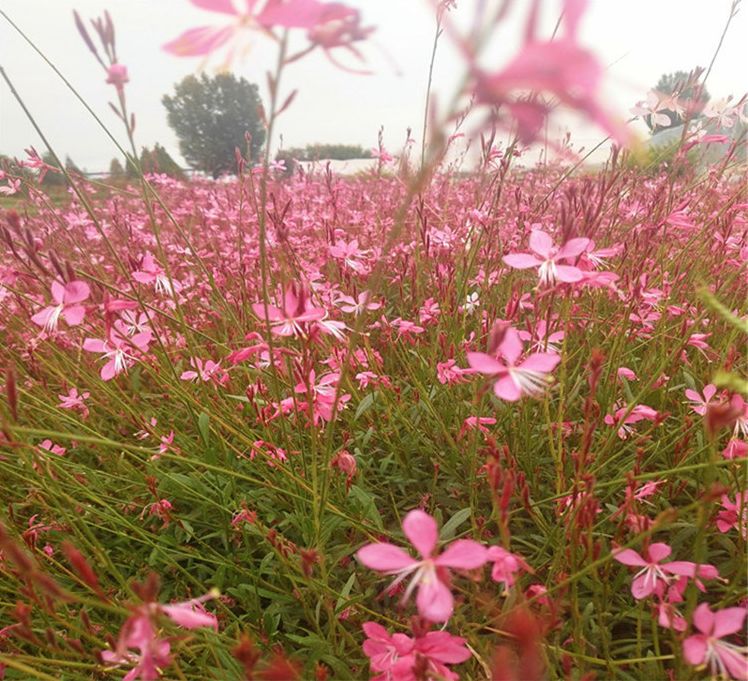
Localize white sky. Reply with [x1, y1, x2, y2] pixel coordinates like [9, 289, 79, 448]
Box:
[1, 0, 747, 171]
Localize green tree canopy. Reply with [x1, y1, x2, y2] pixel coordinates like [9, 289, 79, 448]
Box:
[162, 73, 266, 178]
[40, 152, 67, 186]
[647, 69, 710, 133]
[138, 144, 185, 180]
[280, 144, 372, 162]
[109, 158, 126, 179]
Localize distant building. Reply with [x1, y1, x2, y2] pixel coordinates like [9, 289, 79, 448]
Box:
[648, 105, 747, 167]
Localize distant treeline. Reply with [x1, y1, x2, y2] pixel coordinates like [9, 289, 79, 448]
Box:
[278, 144, 372, 162]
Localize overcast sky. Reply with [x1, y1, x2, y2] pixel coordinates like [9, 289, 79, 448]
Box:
[1, 0, 746, 171]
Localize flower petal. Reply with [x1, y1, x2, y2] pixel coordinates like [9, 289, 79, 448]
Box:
[493, 375, 522, 401]
[83, 338, 106, 353]
[163, 25, 234, 57]
[631, 573, 657, 599]
[692, 602, 715, 635]
[502, 253, 542, 269]
[63, 281, 90, 304]
[466, 352, 504, 375]
[712, 607, 748, 638]
[529, 230, 554, 258]
[554, 264, 584, 282]
[161, 604, 218, 630]
[31, 306, 56, 328]
[519, 352, 560, 373]
[682, 634, 707, 665]
[646, 543, 671, 562]
[189, 0, 245, 14]
[612, 548, 646, 566]
[416, 576, 453, 622]
[62, 305, 86, 326]
[499, 327, 524, 365]
[101, 360, 118, 381]
[356, 543, 416, 572]
[720, 644, 748, 680]
[436, 540, 487, 570]
[402, 510, 438, 559]
[51, 280, 66, 304]
[557, 237, 590, 260]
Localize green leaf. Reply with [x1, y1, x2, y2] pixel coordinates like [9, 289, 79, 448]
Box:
[440, 507, 472, 541]
[354, 392, 376, 421]
[335, 572, 356, 612]
[198, 411, 210, 446]
[349, 485, 384, 530]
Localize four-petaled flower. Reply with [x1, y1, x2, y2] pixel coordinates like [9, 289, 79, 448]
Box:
[503, 229, 591, 286]
[356, 509, 487, 622]
[252, 283, 326, 337]
[683, 603, 748, 681]
[32, 280, 90, 333]
[362, 622, 471, 681]
[613, 543, 719, 599]
[467, 325, 560, 401]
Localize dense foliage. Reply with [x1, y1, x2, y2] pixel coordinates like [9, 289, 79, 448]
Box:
[162, 73, 266, 178]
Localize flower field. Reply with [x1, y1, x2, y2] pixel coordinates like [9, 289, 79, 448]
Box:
[0, 1, 747, 680]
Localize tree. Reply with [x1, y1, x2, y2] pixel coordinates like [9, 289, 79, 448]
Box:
[109, 158, 126, 180]
[162, 73, 266, 178]
[65, 156, 84, 176]
[647, 69, 710, 133]
[40, 152, 67, 187]
[138, 144, 185, 180]
[280, 144, 372, 162]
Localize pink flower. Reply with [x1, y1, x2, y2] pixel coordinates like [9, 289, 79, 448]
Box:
[683, 603, 748, 681]
[83, 329, 152, 381]
[362, 622, 471, 681]
[518, 320, 564, 353]
[459, 416, 496, 437]
[604, 404, 659, 439]
[101, 615, 171, 681]
[356, 509, 487, 622]
[295, 370, 350, 424]
[655, 579, 688, 632]
[0, 178, 21, 196]
[331, 450, 356, 490]
[102, 591, 218, 681]
[617, 367, 638, 382]
[436, 359, 468, 385]
[38, 439, 66, 456]
[581, 240, 621, 269]
[467, 325, 560, 401]
[503, 229, 590, 286]
[133, 253, 175, 296]
[164, 0, 370, 69]
[685, 384, 718, 416]
[31, 280, 90, 333]
[329, 238, 368, 273]
[724, 439, 748, 460]
[252, 283, 325, 338]
[180, 358, 229, 386]
[631, 90, 674, 128]
[716, 491, 748, 540]
[486, 546, 529, 592]
[160, 594, 219, 631]
[472, 0, 629, 145]
[58, 388, 90, 418]
[336, 290, 380, 316]
[391, 318, 425, 342]
[362, 622, 415, 680]
[419, 298, 441, 326]
[612, 543, 719, 599]
[106, 63, 129, 91]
